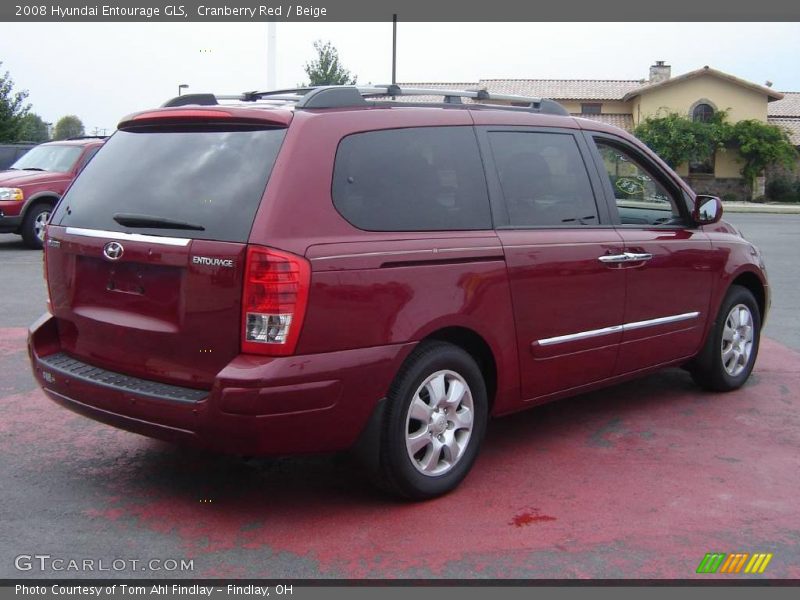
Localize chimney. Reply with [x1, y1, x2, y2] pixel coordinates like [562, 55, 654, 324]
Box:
[649, 60, 671, 84]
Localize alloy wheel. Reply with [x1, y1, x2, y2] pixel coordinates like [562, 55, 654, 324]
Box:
[405, 369, 475, 477]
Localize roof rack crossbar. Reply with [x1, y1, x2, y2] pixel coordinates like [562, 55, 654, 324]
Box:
[162, 85, 570, 116]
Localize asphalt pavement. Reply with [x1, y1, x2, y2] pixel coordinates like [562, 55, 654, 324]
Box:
[724, 213, 800, 351]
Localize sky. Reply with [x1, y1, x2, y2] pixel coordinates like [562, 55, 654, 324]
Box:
[1, 21, 799, 134]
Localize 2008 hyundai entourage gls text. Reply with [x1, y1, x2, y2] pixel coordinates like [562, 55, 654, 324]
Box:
[28, 85, 769, 499]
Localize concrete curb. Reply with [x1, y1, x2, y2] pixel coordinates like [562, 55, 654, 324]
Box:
[723, 202, 800, 214]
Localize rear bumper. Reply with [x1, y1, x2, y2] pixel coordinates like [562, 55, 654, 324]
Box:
[28, 313, 414, 455]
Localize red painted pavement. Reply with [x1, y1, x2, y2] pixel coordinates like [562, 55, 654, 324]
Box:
[2, 327, 798, 579]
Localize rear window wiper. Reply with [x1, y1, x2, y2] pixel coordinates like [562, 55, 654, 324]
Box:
[113, 213, 205, 231]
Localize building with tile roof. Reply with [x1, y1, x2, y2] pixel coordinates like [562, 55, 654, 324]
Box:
[402, 62, 799, 200]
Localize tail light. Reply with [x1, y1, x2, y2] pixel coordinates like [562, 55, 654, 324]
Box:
[241, 245, 311, 356]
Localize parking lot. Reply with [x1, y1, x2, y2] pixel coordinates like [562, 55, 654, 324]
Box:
[1, 213, 798, 579]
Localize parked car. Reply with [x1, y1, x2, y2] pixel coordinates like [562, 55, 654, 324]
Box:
[28, 86, 768, 499]
[0, 142, 36, 170]
[0, 137, 105, 248]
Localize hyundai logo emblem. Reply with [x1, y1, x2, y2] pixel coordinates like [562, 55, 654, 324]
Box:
[103, 241, 124, 261]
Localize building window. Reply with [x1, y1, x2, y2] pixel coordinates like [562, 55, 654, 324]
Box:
[689, 102, 716, 173]
[581, 103, 602, 115]
[692, 103, 714, 123]
[688, 156, 715, 175]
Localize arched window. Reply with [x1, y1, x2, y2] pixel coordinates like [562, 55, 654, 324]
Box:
[692, 103, 714, 122]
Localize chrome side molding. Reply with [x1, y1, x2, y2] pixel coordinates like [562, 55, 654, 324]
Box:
[536, 311, 700, 347]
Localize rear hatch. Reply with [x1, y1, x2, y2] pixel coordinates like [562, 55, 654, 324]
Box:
[45, 116, 288, 388]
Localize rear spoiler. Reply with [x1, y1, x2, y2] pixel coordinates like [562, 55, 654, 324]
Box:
[117, 107, 293, 129]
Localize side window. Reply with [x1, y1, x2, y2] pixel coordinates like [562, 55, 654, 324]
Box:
[595, 140, 684, 226]
[488, 131, 599, 227]
[332, 126, 491, 231]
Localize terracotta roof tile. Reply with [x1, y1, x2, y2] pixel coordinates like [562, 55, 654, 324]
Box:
[622, 67, 783, 102]
[768, 117, 800, 145]
[769, 92, 800, 117]
[479, 79, 644, 100]
[571, 113, 635, 131]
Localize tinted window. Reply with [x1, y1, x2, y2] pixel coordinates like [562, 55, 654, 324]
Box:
[12, 144, 82, 172]
[52, 128, 286, 243]
[594, 140, 684, 227]
[332, 126, 491, 231]
[489, 131, 599, 227]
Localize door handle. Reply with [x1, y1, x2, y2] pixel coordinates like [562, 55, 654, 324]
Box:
[598, 252, 654, 264]
[624, 252, 653, 262]
[598, 253, 629, 263]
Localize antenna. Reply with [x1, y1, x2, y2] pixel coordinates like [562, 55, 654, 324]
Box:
[392, 14, 397, 85]
[267, 22, 277, 90]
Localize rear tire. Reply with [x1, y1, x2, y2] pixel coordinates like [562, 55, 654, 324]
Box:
[690, 285, 761, 392]
[374, 341, 488, 500]
[21, 203, 53, 250]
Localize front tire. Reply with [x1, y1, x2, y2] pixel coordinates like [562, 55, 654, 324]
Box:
[21, 203, 53, 250]
[690, 285, 761, 391]
[376, 341, 488, 500]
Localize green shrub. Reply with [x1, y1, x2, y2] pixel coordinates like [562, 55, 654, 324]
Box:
[766, 177, 800, 203]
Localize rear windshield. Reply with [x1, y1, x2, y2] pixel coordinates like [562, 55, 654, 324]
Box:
[52, 127, 286, 243]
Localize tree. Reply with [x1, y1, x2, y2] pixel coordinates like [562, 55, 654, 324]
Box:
[53, 115, 85, 140]
[303, 40, 357, 86]
[633, 111, 728, 169]
[0, 62, 30, 142]
[727, 119, 798, 187]
[634, 112, 798, 197]
[18, 113, 50, 142]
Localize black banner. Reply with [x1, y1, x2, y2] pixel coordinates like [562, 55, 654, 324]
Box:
[4, 0, 800, 22]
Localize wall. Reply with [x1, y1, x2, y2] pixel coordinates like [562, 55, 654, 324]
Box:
[634, 73, 769, 125]
[683, 175, 752, 203]
[714, 147, 742, 178]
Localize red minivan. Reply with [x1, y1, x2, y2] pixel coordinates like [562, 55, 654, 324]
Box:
[28, 86, 769, 499]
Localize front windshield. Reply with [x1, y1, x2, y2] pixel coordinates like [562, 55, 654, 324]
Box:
[10, 145, 83, 172]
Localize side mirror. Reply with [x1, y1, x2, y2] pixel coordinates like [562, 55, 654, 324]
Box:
[693, 195, 723, 225]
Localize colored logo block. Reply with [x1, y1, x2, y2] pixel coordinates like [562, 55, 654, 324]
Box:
[696, 552, 773, 574]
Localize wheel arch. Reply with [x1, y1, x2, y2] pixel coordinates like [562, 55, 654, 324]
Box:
[421, 326, 498, 413]
[730, 270, 766, 323]
[22, 192, 60, 218]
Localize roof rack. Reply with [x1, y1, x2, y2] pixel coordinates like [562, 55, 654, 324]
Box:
[162, 85, 570, 116]
[66, 135, 108, 140]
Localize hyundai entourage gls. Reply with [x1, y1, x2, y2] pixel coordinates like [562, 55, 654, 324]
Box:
[28, 85, 768, 499]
